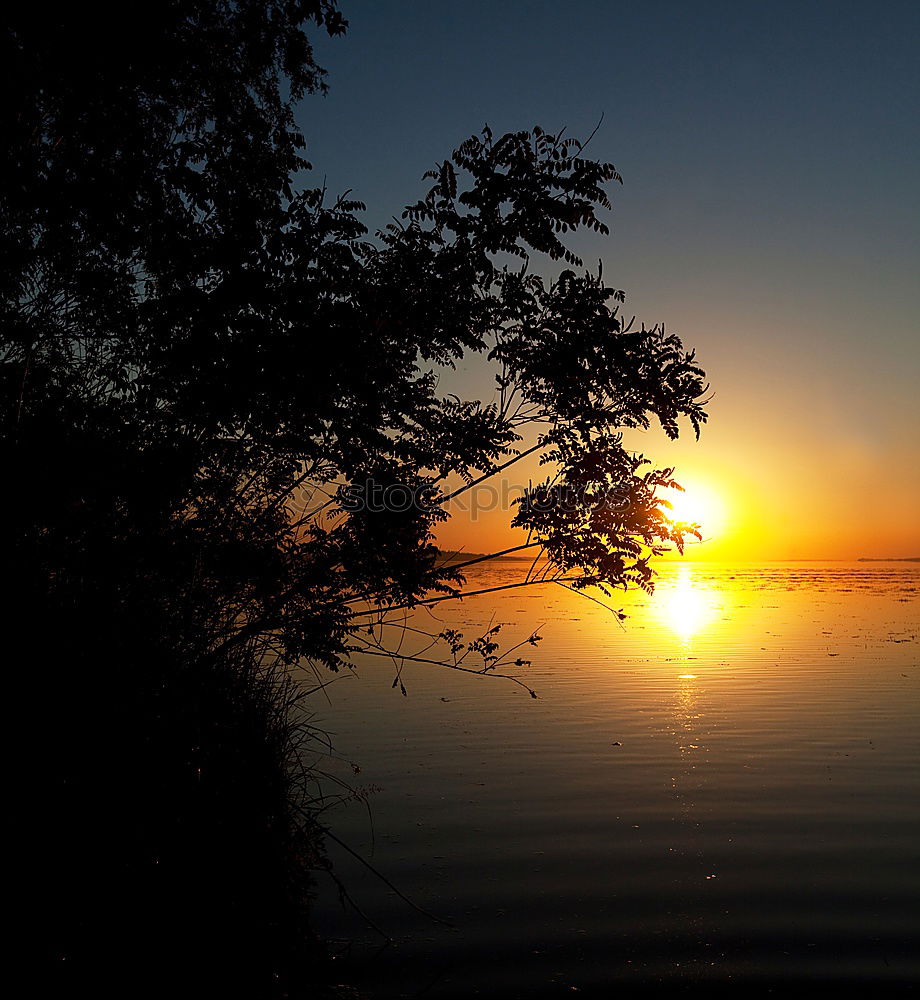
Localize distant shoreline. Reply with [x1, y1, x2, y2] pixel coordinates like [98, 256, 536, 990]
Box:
[440, 551, 920, 564]
[440, 551, 532, 562]
[857, 556, 920, 562]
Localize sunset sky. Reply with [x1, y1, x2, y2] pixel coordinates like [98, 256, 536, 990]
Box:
[303, 1, 919, 560]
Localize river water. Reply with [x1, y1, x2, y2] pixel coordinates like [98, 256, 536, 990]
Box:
[306, 561, 919, 995]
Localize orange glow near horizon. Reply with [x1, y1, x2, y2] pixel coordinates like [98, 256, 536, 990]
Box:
[660, 481, 727, 546]
[433, 419, 920, 562]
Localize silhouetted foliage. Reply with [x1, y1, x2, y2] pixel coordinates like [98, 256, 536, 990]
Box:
[4, 2, 707, 996]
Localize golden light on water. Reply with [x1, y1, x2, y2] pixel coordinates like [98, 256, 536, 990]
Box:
[657, 566, 719, 643]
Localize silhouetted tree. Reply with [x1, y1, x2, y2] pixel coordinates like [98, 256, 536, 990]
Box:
[4, 3, 706, 996]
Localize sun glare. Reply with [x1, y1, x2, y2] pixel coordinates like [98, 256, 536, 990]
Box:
[661, 482, 726, 543]
[657, 566, 719, 643]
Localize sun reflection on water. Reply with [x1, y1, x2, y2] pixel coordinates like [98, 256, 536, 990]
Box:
[657, 566, 719, 643]
[673, 672, 703, 756]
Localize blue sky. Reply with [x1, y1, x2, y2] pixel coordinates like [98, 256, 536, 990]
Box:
[296, 1, 919, 557]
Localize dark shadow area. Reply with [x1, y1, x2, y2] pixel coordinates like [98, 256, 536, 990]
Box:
[6, 4, 711, 996]
[8, 432, 333, 998]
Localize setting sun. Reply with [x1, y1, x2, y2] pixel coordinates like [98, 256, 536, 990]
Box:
[660, 481, 727, 544]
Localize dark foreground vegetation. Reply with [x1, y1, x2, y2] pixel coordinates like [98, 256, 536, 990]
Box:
[5, 3, 706, 996]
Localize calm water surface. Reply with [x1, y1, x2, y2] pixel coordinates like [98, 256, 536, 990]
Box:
[306, 562, 919, 995]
